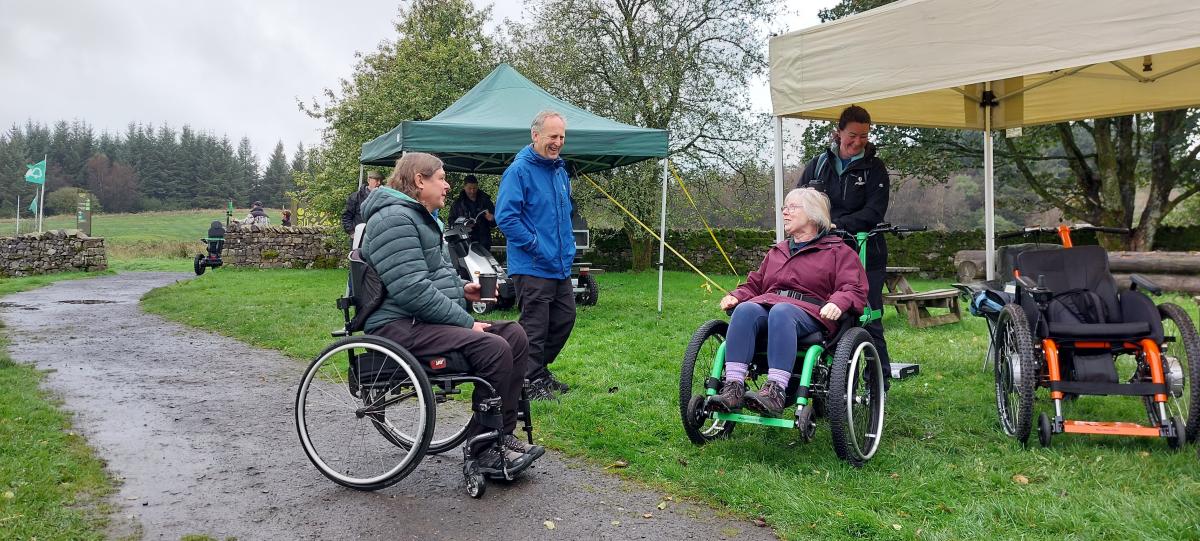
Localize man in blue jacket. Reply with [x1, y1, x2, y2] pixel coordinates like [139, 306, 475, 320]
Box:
[496, 110, 576, 400]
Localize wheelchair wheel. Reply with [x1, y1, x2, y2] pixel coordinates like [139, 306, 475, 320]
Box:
[1156, 303, 1200, 442]
[577, 274, 598, 306]
[1037, 412, 1052, 448]
[372, 380, 474, 455]
[827, 327, 885, 467]
[994, 304, 1036, 444]
[680, 320, 735, 444]
[193, 254, 205, 276]
[295, 335, 435, 491]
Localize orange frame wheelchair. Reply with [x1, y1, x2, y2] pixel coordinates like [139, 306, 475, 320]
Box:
[984, 225, 1198, 448]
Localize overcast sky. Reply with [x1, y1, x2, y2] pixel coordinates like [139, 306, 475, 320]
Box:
[0, 0, 830, 166]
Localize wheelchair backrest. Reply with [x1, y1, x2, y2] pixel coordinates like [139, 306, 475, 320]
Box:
[206, 239, 224, 255]
[1016, 245, 1120, 323]
[997, 242, 1060, 282]
[345, 224, 385, 333]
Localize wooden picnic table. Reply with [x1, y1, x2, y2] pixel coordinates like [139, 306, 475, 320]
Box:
[882, 266, 962, 328]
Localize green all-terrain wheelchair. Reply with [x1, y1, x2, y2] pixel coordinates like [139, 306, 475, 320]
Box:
[679, 224, 921, 467]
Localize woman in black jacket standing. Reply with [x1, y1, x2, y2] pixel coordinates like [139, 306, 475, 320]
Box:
[796, 105, 892, 388]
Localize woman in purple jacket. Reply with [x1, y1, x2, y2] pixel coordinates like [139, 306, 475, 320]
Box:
[711, 188, 869, 416]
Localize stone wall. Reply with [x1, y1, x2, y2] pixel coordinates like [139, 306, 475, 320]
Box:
[0, 229, 107, 277]
[223, 224, 344, 269]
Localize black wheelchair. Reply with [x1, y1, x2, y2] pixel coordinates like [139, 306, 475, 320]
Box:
[965, 225, 1198, 449]
[294, 226, 535, 497]
[193, 221, 226, 276]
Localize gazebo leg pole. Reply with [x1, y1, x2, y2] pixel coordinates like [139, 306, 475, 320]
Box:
[357, 164, 364, 190]
[983, 83, 996, 281]
[774, 116, 785, 243]
[657, 158, 668, 315]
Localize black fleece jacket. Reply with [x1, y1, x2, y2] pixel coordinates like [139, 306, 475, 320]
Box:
[796, 143, 890, 270]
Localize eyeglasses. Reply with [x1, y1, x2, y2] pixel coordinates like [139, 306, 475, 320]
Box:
[780, 204, 803, 213]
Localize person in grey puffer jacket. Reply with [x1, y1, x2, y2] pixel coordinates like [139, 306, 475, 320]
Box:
[360, 152, 544, 471]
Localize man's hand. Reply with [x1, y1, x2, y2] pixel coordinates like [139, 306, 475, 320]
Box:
[819, 302, 842, 320]
[464, 282, 482, 302]
[719, 295, 739, 311]
[472, 321, 492, 333]
[484, 210, 494, 222]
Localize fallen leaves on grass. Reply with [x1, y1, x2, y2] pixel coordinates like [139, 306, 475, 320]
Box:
[1012, 474, 1030, 485]
[606, 459, 629, 469]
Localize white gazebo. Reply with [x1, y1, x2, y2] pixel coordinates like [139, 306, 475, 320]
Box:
[769, 0, 1200, 278]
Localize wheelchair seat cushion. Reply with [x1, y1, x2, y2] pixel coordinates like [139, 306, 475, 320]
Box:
[798, 331, 823, 346]
[1046, 321, 1150, 340]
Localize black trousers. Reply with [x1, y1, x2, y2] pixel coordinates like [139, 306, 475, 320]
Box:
[512, 275, 576, 381]
[865, 268, 892, 375]
[372, 319, 528, 447]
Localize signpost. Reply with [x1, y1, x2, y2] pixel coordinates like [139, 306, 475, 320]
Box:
[76, 193, 93, 236]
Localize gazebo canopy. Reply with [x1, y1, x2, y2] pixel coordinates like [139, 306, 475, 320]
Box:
[359, 63, 668, 174]
[769, 0, 1200, 130]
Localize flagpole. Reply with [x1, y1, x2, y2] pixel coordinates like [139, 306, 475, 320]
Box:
[38, 154, 46, 232]
[15, 195, 19, 235]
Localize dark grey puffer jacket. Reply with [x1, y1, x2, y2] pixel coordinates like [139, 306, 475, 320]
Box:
[360, 187, 472, 333]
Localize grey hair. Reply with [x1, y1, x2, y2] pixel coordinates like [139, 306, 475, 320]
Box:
[389, 152, 443, 197]
[785, 188, 832, 231]
[531, 110, 566, 134]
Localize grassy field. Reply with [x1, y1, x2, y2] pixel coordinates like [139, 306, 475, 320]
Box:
[141, 268, 1200, 540]
[0, 208, 250, 266]
[0, 276, 115, 539]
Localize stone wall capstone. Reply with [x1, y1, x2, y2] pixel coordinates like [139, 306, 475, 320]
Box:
[223, 223, 344, 269]
[0, 229, 107, 277]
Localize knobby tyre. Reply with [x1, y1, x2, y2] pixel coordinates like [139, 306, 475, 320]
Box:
[680, 320, 735, 444]
[827, 327, 885, 468]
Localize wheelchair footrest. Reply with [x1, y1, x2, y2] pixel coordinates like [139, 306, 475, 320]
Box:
[713, 411, 796, 428]
[1061, 420, 1164, 437]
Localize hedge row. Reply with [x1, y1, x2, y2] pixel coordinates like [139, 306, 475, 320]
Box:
[496, 225, 1200, 278]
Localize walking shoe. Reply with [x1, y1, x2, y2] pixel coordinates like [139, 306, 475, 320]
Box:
[475, 445, 534, 472]
[746, 380, 788, 417]
[710, 379, 746, 412]
[547, 374, 570, 393]
[501, 433, 545, 461]
[527, 377, 558, 401]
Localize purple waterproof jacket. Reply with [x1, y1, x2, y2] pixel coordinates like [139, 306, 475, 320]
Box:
[730, 234, 869, 334]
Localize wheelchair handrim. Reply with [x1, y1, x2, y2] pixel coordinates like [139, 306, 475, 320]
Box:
[844, 341, 884, 459]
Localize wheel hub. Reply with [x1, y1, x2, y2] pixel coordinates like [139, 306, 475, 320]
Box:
[1163, 355, 1185, 398]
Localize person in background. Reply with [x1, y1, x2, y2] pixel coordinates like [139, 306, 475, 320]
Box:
[342, 170, 384, 236]
[244, 201, 270, 227]
[495, 110, 576, 400]
[795, 104, 892, 388]
[449, 175, 496, 250]
[280, 209, 293, 227]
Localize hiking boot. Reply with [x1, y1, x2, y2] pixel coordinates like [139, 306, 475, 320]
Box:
[746, 380, 788, 417]
[527, 377, 558, 401]
[475, 445, 534, 473]
[547, 374, 570, 393]
[710, 379, 746, 412]
[501, 433, 545, 461]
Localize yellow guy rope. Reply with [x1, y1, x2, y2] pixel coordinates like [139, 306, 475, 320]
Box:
[667, 161, 738, 276]
[579, 173, 729, 294]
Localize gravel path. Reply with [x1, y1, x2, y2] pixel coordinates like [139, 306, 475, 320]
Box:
[1, 272, 776, 540]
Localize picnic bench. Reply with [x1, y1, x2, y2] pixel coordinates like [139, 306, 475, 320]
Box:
[882, 266, 962, 328]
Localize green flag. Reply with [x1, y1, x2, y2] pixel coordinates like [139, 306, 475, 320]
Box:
[24, 159, 46, 185]
[29, 194, 38, 212]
